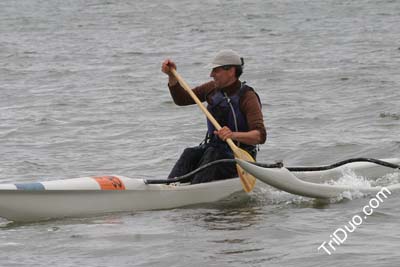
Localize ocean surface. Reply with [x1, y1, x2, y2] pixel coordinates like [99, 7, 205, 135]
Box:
[1, 0, 399, 266]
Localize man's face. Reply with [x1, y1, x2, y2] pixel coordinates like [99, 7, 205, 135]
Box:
[210, 66, 236, 88]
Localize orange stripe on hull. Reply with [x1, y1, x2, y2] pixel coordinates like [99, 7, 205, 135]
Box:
[93, 176, 126, 190]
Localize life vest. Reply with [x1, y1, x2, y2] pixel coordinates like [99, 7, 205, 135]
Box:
[205, 82, 260, 156]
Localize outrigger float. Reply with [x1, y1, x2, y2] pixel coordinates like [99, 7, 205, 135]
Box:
[236, 158, 400, 199]
[0, 158, 399, 222]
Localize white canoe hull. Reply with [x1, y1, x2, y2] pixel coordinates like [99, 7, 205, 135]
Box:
[0, 176, 243, 222]
[236, 158, 400, 199]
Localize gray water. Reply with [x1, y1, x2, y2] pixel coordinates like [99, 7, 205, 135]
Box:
[1, 0, 400, 266]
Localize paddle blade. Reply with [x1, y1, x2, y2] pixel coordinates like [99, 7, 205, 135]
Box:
[236, 165, 256, 193]
[232, 147, 257, 193]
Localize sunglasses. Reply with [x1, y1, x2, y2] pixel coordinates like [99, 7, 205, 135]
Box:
[213, 65, 234, 71]
[222, 65, 234, 70]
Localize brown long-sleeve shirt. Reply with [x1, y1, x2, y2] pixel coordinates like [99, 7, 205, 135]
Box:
[169, 80, 267, 144]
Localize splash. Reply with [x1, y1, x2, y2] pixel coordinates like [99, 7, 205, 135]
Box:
[372, 172, 400, 186]
[328, 168, 400, 202]
[328, 168, 371, 201]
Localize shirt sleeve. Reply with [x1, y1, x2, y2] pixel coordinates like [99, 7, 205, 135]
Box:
[168, 81, 215, 106]
[240, 90, 267, 144]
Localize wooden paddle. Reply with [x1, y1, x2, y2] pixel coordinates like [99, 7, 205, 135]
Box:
[170, 69, 256, 192]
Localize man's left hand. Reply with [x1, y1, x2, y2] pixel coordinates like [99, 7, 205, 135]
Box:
[214, 126, 234, 141]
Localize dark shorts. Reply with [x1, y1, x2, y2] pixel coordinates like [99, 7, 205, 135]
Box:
[168, 143, 237, 184]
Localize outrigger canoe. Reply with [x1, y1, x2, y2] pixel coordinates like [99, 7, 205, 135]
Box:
[0, 158, 399, 222]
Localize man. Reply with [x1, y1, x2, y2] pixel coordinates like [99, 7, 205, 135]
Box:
[161, 49, 266, 184]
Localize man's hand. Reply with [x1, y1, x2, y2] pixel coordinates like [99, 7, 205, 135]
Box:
[214, 126, 234, 141]
[161, 59, 178, 86]
[214, 128, 262, 145]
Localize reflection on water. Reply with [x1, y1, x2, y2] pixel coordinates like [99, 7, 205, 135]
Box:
[379, 112, 400, 120]
[198, 206, 264, 231]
